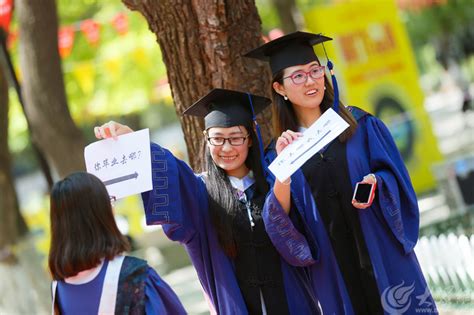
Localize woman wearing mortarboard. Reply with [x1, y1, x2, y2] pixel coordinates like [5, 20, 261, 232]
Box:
[94, 89, 321, 314]
[245, 32, 438, 314]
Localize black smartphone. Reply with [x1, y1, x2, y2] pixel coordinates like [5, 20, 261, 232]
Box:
[352, 182, 375, 204]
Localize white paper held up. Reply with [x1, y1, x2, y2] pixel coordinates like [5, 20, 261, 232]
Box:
[268, 108, 349, 182]
[84, 128, 152, 200]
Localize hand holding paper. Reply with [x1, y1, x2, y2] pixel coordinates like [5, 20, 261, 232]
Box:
[268, 108, 349, 182]
[275, 130, 303, 156]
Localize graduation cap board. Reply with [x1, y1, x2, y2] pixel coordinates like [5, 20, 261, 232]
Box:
[244, 31, 332, 75]
[183, 88, 272, 175]
[183, 88, 271, 130]
[244, 31, 340, 113]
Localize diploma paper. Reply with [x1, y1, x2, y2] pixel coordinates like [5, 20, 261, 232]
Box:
[268, 108, 349, 182]
[84, 129, 152, 200]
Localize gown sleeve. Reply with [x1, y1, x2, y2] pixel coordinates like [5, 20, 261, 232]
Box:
[365, 116, 420, 254]
[262, 189, 317, 267]
[145, 267, 187, 314]
[141, 142, 207, 244]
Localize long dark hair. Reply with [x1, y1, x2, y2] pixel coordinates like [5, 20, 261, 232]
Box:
[272, 63, 357, 142]
[202, 126, 268, 258]
[48, 172, 130, 280]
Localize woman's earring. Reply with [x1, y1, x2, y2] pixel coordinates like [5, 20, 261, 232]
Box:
[283, 95, 288, 100]
[324, 86, 326, 90]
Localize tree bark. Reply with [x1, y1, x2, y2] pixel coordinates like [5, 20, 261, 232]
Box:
[0, 64, 27, 249]
[0, 29, 54, 190]
[16, 0, 86, 179]
[272, 0, 304, 34]
[123, 0, 273, 170]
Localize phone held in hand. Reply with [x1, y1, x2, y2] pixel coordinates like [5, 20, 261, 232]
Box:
[352, 182, 376, 205]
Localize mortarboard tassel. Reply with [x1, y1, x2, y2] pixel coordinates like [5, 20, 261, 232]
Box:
[247, 93, 269, 178]
[322, 43, 340, 114]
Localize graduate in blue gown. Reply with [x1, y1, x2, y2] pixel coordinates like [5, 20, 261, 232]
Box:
[95, 89, 320, 315]
[245, 32, 438, 315]
[48, 172, 186, 314]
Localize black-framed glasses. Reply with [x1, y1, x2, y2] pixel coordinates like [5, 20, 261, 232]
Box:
[283, 66, 325, 85]
[207, 135, 249, 146]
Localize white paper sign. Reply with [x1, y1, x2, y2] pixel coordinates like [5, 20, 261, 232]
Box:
[268, 108, 349, 182]
[84, 129, 152, 200]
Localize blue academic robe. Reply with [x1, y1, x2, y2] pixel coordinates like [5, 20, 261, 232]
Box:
[142, 143, 319, 314]
[262, 107, 438, 315]
[53, 256, 186, 315]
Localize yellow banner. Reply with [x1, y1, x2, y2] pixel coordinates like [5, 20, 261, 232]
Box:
[305, 0, 443, 193]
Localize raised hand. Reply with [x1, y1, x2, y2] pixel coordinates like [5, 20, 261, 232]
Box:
[275, 130, 303, 155]
[93, 121, 134, 140]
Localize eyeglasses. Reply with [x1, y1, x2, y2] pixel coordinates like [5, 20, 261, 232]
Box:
[207, 135, 249, 146]
[283, 66, 325, 85]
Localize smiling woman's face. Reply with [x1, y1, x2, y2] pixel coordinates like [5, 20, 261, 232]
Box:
[273, 61, 326, 110]
[206, 125, 251, 178]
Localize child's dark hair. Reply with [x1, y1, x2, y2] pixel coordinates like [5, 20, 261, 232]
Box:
[48, 172, 130, 280]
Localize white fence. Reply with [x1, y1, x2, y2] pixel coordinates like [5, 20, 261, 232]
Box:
[415, 233, 474, 304]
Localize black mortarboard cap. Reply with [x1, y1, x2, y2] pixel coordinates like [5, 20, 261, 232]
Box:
[244, 31, 332, 75]
[245, 31, 341, 113]
[184, 88, 272, 177]
[183, 88, 271, 130]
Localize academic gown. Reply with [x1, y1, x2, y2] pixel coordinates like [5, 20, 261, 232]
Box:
[53, 256, 185, 315]
[142, 142, 320, 315]
[262, 107, 438, 315]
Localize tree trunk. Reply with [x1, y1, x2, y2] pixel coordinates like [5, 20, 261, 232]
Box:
[16, 0, 85, 179]
[0, 64, 27, 249]
[272, 0, 304, 34]
[123, 0, 273, 170]
[0, 29, 54, 191]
